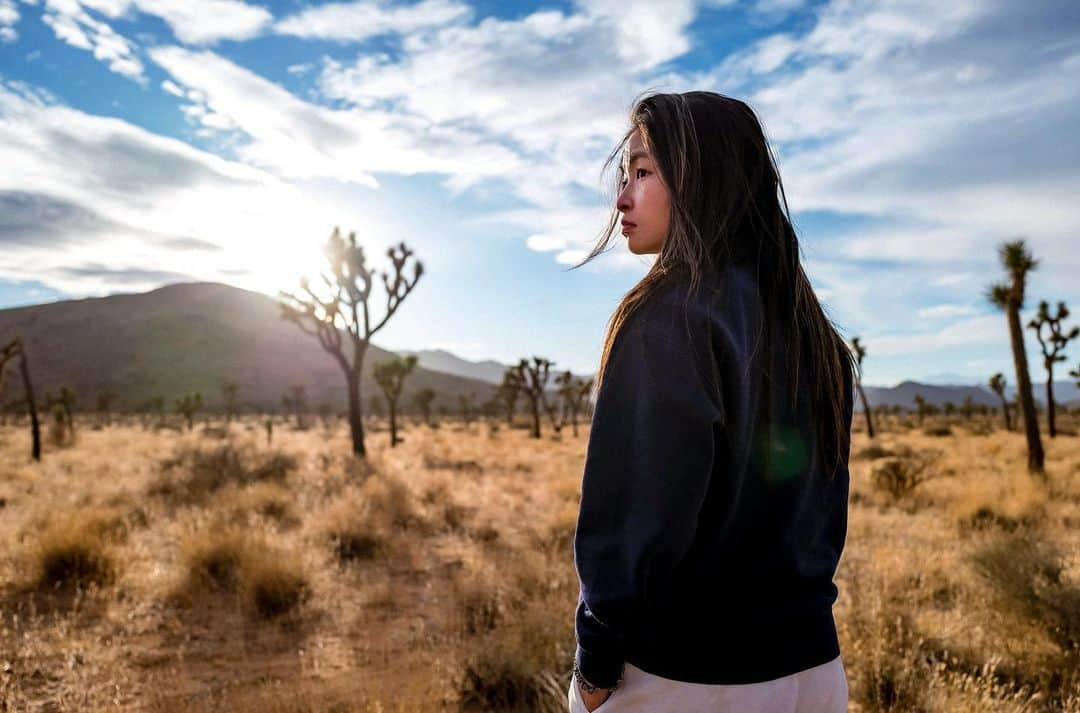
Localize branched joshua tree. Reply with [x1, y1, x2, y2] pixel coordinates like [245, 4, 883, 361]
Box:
[0, 338, 41, 460]
[989, 373, 1011, 431]
[279, 227, 423, 458]
[850, 337, 876, 438]
[175, 392, 203, 431]
[513, 356, 553, 439]
[986, 238, 1044, 476]
[555, 370, 593, 437]
[222, 381, 239, 423]
[412, 387, 436, 427]
[373, 355, 418, 447]
[1027, 300, 1078, 438]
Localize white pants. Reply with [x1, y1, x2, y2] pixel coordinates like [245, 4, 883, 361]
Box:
[568, 655, 848, 713]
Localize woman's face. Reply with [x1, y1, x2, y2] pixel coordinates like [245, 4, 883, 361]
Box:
[617, 129, 671, 255]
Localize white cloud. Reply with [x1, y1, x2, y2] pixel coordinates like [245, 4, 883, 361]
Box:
[40, 0, 146, 82]
[275, 0, 472, 42]
[917, 303, 976, 319]
[147, 46, 524, 187]
[0, 79, 364, 296]
[133, 0, 271, 44]
[0, 0, 18, 43]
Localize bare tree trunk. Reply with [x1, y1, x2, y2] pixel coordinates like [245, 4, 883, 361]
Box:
[19, 349, 41, 461]
[856, 383, 875, 438]
[1007, 306, 1045, 475]
[346, 370, 366, 457]
[997, 395, 1012, 431]
[1046, 375, 1057, 438]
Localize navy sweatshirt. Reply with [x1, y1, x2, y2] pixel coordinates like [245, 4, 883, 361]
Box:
[573, 263, 853, 688]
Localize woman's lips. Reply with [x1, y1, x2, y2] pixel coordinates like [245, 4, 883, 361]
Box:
[621, 222, 636, 233]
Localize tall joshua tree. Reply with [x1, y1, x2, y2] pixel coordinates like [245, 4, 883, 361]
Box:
[989, 372, 1011, 431]
[373, 354, 417, 447]
[513, 356, 553, 439]
[850, 337, 876, 438]
[1026, 300, 1078, 438]
[279, 227, 423, 457]
[986, 238, 1044, 476]
[0, 338, 41, 461]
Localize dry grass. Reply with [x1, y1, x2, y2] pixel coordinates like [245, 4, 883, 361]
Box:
[0, 414, 1077, 711]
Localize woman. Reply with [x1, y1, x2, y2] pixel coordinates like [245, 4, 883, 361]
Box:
[566, 91, 857, 713]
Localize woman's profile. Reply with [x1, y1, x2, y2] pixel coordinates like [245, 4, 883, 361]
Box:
[566, 90, 857, 713]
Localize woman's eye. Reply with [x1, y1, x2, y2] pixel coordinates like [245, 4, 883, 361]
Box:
[636, 168, 648, 179]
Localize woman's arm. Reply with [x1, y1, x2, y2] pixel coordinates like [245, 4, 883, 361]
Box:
[573, 294, 726, 689]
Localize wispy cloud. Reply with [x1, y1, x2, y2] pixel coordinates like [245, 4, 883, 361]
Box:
[274, 0, 472, 42]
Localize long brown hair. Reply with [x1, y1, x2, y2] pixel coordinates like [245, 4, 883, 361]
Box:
[569, 90, 857, 479]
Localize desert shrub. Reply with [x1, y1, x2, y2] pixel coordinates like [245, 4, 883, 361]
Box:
[176, 525, 310, 619]
[969, 533, 1080, 703]
[855, 443, 895, 460]
[870, 448, 941, 500]
[149, 441, 298, 504]
[33, 510, 116, 591]
[923, 424, 953, 437]
[455, 587, 573, 713]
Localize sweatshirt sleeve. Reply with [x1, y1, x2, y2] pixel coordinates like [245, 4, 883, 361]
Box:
[573, 294, 726, 688]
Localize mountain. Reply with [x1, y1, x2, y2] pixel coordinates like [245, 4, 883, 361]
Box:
[859, 379, 1080, 411]
[0, 281, 497, 413]
[395, 348, 595, 385]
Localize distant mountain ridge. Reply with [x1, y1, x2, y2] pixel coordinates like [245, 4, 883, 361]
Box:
[0, 281, 497, 413]
[860, 379, 1080, 412]
[396, 348, 593, 385]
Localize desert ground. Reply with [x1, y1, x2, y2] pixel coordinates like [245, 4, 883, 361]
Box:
[1, 412, 1078, 712]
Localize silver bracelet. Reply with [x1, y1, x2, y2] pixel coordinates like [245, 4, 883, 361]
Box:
[573, 661, 622, 693]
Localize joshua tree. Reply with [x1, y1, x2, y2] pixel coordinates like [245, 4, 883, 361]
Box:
[850, 337, 876, 438]
[0, 338, 41, 461]
[513, 356, 553, 439]
[556, 371, 593, 437]
[373, 355, 418, 447]
[986, 238, 1044, 476]
[282, 384, 308, 429]
[989, 373, 1011, 431]
[222, 381, 239, 423]
[1027, 300, 1078, 438]
[412, 387, 436, 426]
[913, 393, 930, 426]
[44, 386, 76, 440]
[175, 392, 203, 431]
[498, 368, 522, 426]
[1071, 362, 1080, 388]
[279, 227, 423, 458]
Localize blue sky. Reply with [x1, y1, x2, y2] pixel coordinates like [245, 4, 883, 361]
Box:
[1, 0, 1079, 387]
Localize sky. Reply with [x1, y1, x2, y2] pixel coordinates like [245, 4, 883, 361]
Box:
[0, 0, 1079, 388]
